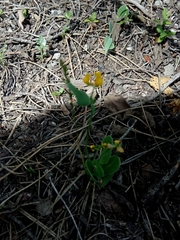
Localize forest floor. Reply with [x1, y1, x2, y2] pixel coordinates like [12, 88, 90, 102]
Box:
[0, 0, 180, 239]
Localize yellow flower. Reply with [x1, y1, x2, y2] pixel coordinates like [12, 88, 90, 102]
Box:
[89, 144, 95, 151]
[94, 71, 103, 87]
[83, 72, 103, 87]
[116, 146, 124, 153]
[83, 73, 91, 85]
[101, 142, 108, 148]
[114, 140, 120, 145]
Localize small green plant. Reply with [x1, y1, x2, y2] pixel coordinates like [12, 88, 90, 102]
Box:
[0, 43, 7, 66]
[26, 166, 36, 174]
[35, 36, 48, 60]
[86, 136, 123, 187]
[117, 4, 132, 25]
[104, 35, 115, 54]
[104, 5, 131, 54]
[84, 12, 99, 23]
[58, 61, 123, 187]
[23, 9, 28, 18]
[52, 88, 64, 97]
[155, 8, 175, 43]
[0, 9, 3, 15]
[62, 10, 73, 36]
[65, 10, 73, 20]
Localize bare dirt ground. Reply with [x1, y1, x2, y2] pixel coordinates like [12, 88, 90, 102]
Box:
[0, 0, 180, 239]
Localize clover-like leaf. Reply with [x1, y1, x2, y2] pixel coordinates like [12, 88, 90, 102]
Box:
[103, 155, 121, 175]
[102, 135, 113, 144]
[98, 148, 112, 165]
[101, 174, 113, 187]
[85, 160, 99, 183]
[104, 36, 114, 54]
[117, 5, 129, 19]
[92, 160, 104, 178]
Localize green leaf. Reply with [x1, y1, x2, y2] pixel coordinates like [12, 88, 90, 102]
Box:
[52, 88, 64, 96]
[84, 19, 90, 23]
[35, 46, 41, 51]
[104, 35, 114, 53]
[103, 155, 121, 175]
[117, 5, 129, 19]
[156, 25, 163, 33]
[92, 160, 104, 178]
[85, 160, 99, 183]
[109, 21, 113, 35]
[23, 9, 28, 18]
[101, 174, 113, 187]
[99, 148, 112, 164]
[65, 11, 73, 20]
[162, 8, 170, 23]
[102, 135, 113, 144]
[67, 82, 91, 106]
[91, 12, 97, 20]
[60, 60, 69, 80]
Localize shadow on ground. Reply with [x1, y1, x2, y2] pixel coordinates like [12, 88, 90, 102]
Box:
[0, 95, 180, 240]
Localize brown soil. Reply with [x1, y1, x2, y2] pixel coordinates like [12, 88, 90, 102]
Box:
[0, 1, 180, 239]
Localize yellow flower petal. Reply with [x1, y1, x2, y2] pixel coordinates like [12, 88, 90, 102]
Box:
[114, 140, 120, 145]
[83, 73, 91, 85]
[89, 144, 95, 151]
[94, 71, 103, 87]
[116, 146, 124, 153]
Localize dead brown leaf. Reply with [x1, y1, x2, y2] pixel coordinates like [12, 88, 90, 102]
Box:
[104, 94, 130, 113]
[143, 55, 151, 63]
[18, 10, 25, 29]
[36, 198, 53, 216]
[98, 189, 122, 213]
[149, 76, 173, 95]
[168, 98, 180, 113]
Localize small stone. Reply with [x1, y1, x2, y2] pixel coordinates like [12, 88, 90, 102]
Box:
[164, 64, 174, 76]
[154, 0, 163, 6]
[177, 2, 180, 11]
[52, 53, 60, 60]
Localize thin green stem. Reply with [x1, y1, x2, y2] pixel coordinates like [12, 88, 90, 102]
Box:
[85, 88, 96, 160]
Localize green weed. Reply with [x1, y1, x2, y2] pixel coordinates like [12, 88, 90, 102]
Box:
[104, 4, 131, 54]
[84, 12, 99, 23]
[62, 10, 73, 36]
[23, 9, 28, 18]
[155, 8, 175, 43]
[52, 88, 64, 97]
[57, 61, 123, 187]
[35, 36, 48, 60]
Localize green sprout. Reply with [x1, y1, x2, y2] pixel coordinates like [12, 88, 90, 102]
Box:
[59, 61, 123, 187]
[0, 9, 3, 15]
[84, 12, 99, 23]
[0, 43, 7, 66]
[35, 36, 48, 60]
[86, 136, 122, 187]
[26, 166, 36, 174]
[65, 10, 73, 20]
[62, 10, 73, 37]
[117, 4, 132, 25]
[104, 5, 132, 54]
[104, 35, 114, 54]
[23, 9, 28, 18]
[155, 8, 175, 43]
[52, 88, 64, 97]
